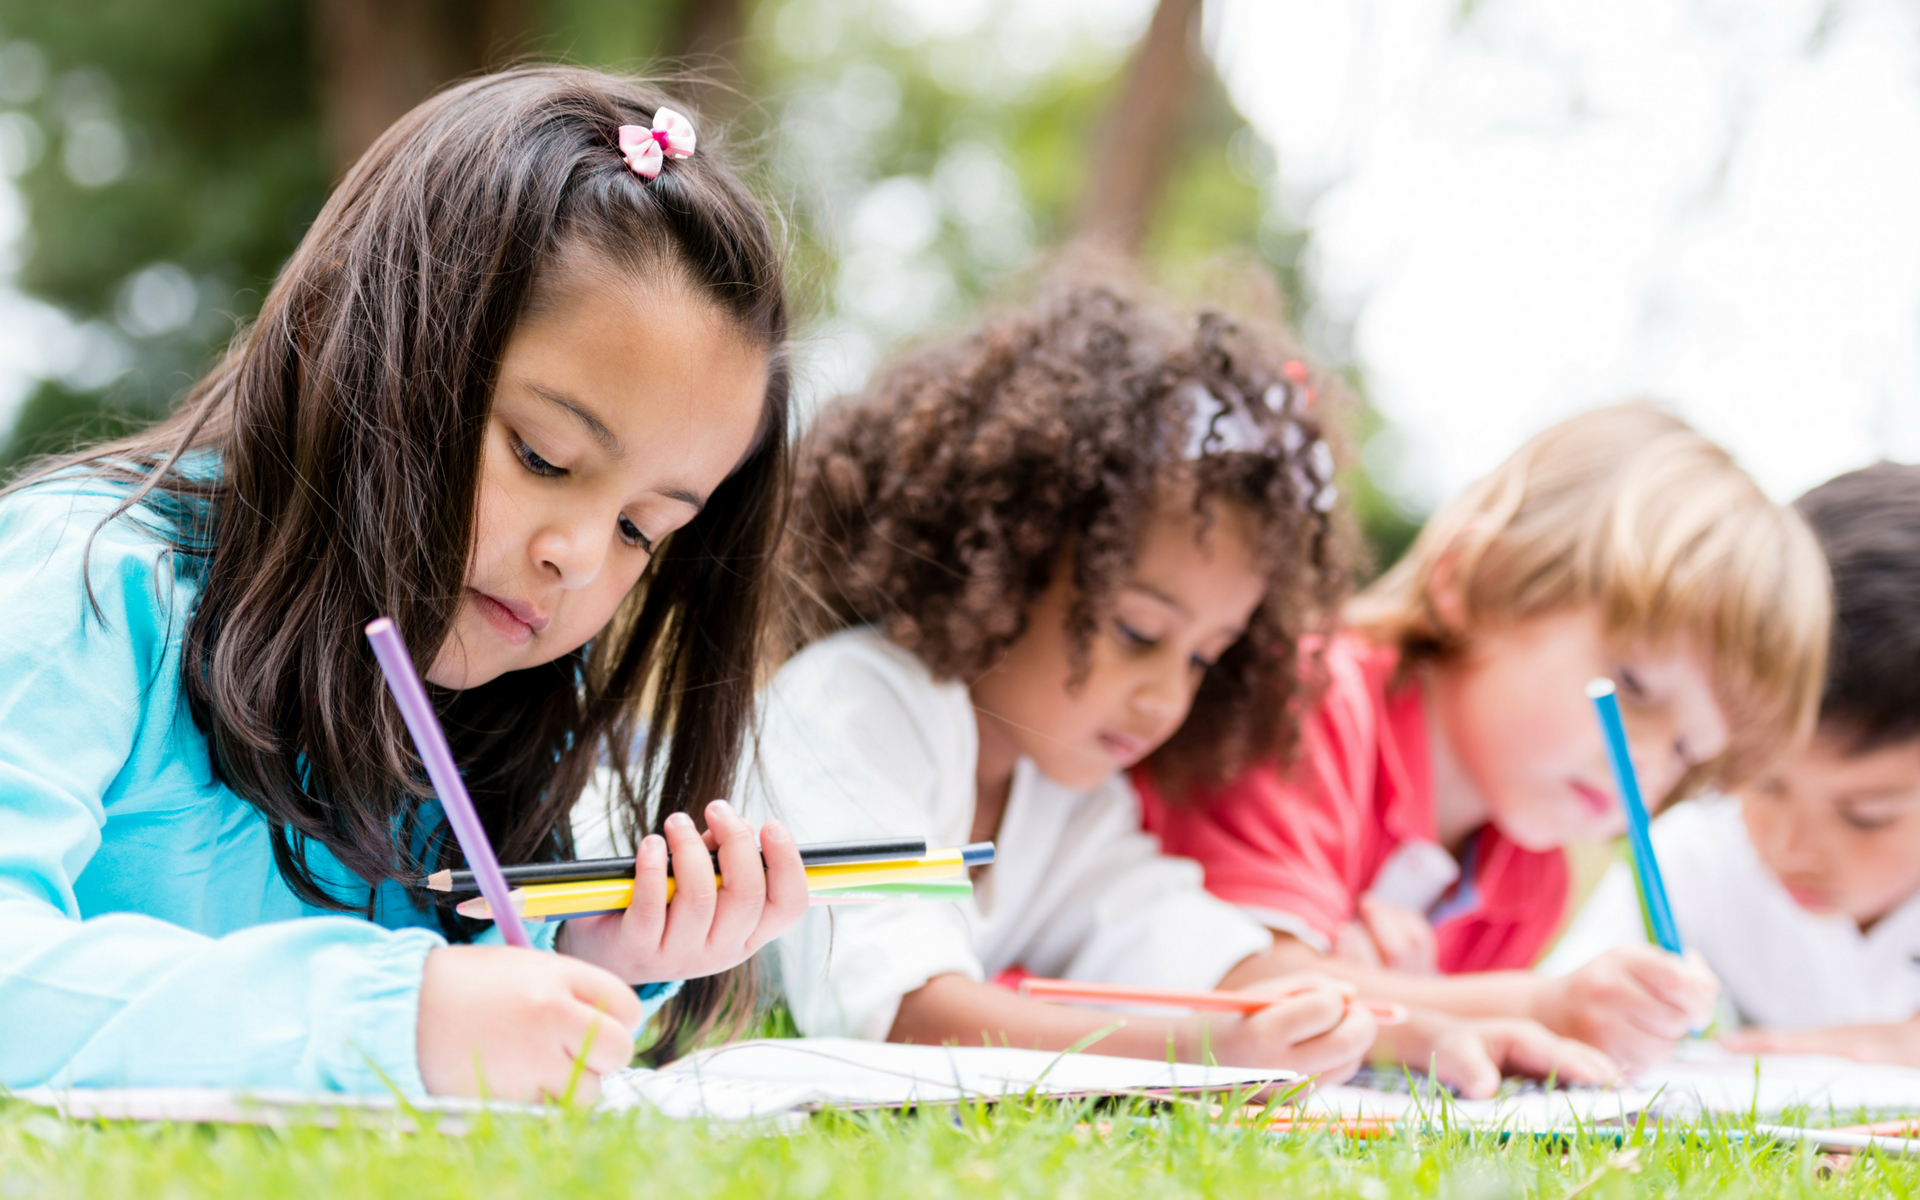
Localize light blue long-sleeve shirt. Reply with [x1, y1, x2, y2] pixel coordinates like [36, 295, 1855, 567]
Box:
[0, 476, 674, 1096]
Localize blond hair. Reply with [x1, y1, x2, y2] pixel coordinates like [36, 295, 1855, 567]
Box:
[1350, 402, 1830, 792]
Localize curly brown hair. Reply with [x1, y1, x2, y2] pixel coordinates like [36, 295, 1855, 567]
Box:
[783, 277, 1350, 784]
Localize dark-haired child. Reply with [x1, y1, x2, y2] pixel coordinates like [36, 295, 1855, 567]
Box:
[740, 280, 1610, 1094]
[0, 68, 809, 1102]
[1549, 462, 1920, 1064]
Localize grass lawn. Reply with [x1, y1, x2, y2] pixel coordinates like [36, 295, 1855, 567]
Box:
[2, 1093, 1911, 1199]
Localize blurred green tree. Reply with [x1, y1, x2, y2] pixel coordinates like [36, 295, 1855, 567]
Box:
[0, 0, 713, 473]
[0, 0, 1423, 568]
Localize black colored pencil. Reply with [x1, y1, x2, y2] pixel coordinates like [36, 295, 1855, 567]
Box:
[423, 836, 930, 892]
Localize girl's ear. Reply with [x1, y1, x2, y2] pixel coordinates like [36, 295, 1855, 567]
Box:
[1424, 532, 1474, 638]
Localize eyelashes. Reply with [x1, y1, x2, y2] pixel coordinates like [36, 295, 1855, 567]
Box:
[509, 431, 655, 555]
[618, 515, 654, 554]
[510, 433, 564, 478]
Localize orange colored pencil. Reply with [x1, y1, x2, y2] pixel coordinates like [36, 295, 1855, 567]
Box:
[1017, 977, 1408, 1025]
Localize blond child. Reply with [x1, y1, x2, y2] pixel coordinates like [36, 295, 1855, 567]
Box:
[1142, 404, 1831, 1072]
[738, 279, 1612, 1097]
[1548, 463, 1920, 1065]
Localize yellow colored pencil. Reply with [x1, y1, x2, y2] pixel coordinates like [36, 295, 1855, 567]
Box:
[456, 854, 970, 920]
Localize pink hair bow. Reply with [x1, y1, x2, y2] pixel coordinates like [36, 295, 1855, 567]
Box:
[618, 108, 697, 180]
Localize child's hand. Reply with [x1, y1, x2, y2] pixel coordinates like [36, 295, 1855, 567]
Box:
[1531, 946, 1718, 1071]
[1720, 1019, 1920, 1067]
[1334, 896, 1438, 974]
[416, 944, 641, 1102]
[1377, 1012, 1618, 1100]
[559, 800, 808, 985]
[1209, 972, 1377, 1081]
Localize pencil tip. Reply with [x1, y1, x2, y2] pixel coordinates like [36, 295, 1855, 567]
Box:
[425, 870, 451, 892]
[1585, 677, 1616, 699]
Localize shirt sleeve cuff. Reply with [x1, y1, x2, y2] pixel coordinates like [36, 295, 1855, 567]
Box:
[472, 920, 561, 951]
[1237, 905, 1333, 953]
[637, 979, 683, 1027]
[313, 927, 444, 1097]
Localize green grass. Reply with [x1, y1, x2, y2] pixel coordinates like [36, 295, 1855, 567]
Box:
[2, 1094, 1915, 1200]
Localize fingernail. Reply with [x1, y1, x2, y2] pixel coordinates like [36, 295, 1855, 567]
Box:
[709, 799, 735, 818]
[641, 834, 666, 857]
[762, 819, 791, 843]
[667, 812, 695, 830]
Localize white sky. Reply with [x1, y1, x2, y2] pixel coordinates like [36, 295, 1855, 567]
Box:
[1212, 0, 1920, 509]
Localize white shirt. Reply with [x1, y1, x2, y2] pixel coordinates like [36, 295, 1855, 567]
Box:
[734, 628, 1274, 1042]
[1540, 796, 1920, 1029]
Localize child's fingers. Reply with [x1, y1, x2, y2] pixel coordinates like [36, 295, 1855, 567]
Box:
[1235, 970, 1356, 1000]
[747, 818, 809, 954]
[562, 956, 645, 1035]
[1240, 985, 1350, 1046]
[704, 800, 767, 951]
[1430, 1032, 1503, 1100]
[659, 811, 719, 956]
[1622, 946, 1718, 1011]
[1285, 1005, 1377, 1078]
[1358, 897, 1425, 965]
[565, 1007, 639, 1076]
[1483, 1019, 1618, 1088]
[618, 833, 671, 949]
[1333, 920, 1385, 968]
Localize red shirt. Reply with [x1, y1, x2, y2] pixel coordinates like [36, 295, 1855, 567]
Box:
[1137, 636, 1567, 973]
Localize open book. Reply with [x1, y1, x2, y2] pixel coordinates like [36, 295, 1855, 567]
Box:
[13, 1038, 1298, 1127]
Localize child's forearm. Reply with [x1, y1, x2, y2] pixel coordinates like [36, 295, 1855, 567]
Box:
[1220, 934, 1543, 1020]
[888, 973, 1216, 1062]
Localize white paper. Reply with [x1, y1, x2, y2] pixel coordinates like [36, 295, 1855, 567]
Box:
[1639, 1042, 1920, 1118]
[12, 1039, 1296, 1126]
[600, 1037, 1298, 1119]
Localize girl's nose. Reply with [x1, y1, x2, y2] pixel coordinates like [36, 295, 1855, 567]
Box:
[1133, 657, 1191, 723]
[532, 520, 608, 588]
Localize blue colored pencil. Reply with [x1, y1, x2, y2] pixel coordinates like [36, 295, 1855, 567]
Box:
[1586, 677, 1684, 954]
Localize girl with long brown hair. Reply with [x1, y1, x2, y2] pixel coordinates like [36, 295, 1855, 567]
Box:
[0, 67, 806, 1103]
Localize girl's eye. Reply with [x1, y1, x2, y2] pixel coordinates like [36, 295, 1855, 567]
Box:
[1842, 810, 1897, 832]
[617, 514, 654, 554]
[1189, 652, 1220, 673]
[1616, 666, 1649, 700]
[511, 434, 564, 478]
[1114, 620, 1156, 650]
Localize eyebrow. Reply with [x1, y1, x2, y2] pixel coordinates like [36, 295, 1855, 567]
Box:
[1123, 581, 1193, 620]
[523, 380, 621, 457]
[520, 378, 709, 513]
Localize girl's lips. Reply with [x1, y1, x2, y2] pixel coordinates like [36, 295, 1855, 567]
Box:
[1781, 879, 1837, 913]
[1569, 779, 1616, 819]
[471, 590, 548, 646]
[1098, 730, 1153, 766]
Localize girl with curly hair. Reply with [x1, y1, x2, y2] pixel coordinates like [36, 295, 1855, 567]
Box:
[739, 278, 1613, 1091]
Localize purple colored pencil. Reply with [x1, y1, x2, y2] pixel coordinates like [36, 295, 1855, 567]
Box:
[365, 617, 532, 948]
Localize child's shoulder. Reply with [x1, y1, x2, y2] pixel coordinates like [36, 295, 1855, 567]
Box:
[0, 473, 205, 624]
[1650, 794, 1750, 866]
[778, 626, 951, 697]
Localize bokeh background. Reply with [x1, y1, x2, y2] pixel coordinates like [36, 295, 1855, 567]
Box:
[0, 0, 1914, 574]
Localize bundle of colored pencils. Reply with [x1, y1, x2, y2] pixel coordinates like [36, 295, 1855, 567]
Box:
[433, 837, 994, 924]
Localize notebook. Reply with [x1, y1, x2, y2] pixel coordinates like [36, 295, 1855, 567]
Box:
[12, 1038, 1298, 1127]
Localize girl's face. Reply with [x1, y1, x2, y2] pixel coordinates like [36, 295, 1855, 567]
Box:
[1428, 607, 1730, 851]
[1739, 734, 1920, 927]
[426, 273, 769, 689]
[969, 500, 1268, 793]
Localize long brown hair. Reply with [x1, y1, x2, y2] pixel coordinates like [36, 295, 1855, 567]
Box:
[5, 67, 790, 1055]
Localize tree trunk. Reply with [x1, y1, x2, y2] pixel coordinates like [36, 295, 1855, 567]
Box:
[307, 0, 539, 178]
[1073, 0, 1204, 254]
